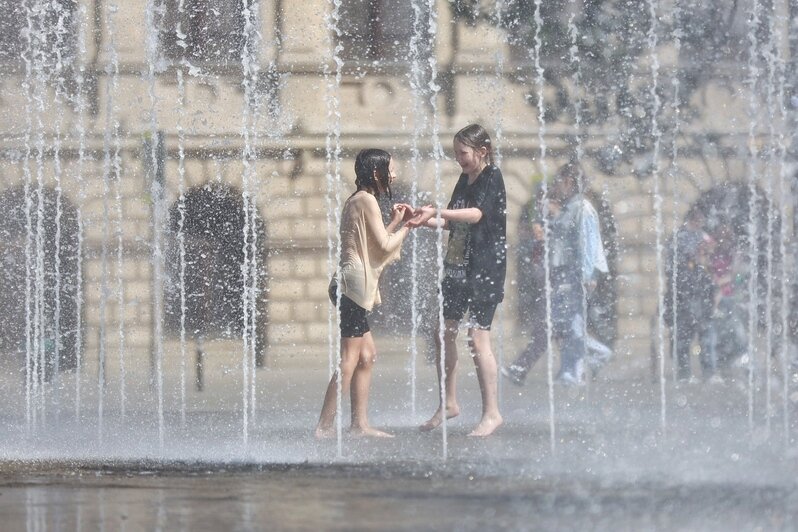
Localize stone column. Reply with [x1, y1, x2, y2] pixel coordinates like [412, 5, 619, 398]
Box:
[434, 0, 454, 66]
[278, 0, 329, 67]
[259, 0, 279, 64]
[277, 0, 331, 135]
[74, 0, 98, 65]
[109, 0, 149, 65]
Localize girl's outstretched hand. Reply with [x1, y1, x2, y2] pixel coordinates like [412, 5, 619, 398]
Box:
[406, 205, 435, 228]
[390, 204, 405, 225]
[392, 203, 416, 223]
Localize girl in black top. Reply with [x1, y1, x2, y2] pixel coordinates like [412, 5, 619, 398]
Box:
[408, 124, 506, 437]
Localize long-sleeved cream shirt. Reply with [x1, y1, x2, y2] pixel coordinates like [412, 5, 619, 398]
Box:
[335, 190, 406, 311]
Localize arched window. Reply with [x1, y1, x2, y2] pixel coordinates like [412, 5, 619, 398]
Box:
[663, 182, 781, 374]
[0, 186, 80, 373]
[684, 182, 779, 324]
[165, 182, 269, 362]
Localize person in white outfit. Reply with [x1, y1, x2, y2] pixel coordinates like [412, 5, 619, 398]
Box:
[503, 164, 610, 386]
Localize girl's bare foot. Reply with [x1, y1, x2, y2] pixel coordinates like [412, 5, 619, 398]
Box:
[350, 426, 394, 438]
[419, 405, 460, 432]
[467, 414, 503, 437]
[314, 425, 335, 439]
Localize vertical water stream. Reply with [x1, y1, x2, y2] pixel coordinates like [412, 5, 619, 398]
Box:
[532, 0, 555, 454]
[323, 0, 345, 457]
[746, 0, 763, 437]
[145, 0, 166, 452]
[647, 0, 666, 432]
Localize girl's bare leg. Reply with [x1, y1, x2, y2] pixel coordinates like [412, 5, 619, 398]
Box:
[420, 319, 461, 431]
[315, 336, 362, 438]
[467, 327, 503, 436]
[350, 332, 393, 438]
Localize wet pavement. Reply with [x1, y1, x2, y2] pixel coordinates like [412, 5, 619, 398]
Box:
[1, 462, 796, 531]
[1, 346, 797, 530]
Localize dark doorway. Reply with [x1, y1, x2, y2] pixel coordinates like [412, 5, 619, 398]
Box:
[658, 181, 783, 380]
[685, 182, 780, 330]
[165, 182, 269, 365]
[0, 185, 80, 373]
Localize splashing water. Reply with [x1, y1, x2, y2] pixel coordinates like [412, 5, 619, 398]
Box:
[746, 0, 762, 437]
[239, 0, 260, 449]
[145, 0, 166, 452]
[73, 2, 88, 423]
[668, 2, 683, 386]
[771, 4, 791, 448]
[647, 0, 666, 433]
[0, 0, 796, 489]
[175, 0, 188, 428]
[532, 0, 556, 455]
[324, 0, 345, 458]
[407, 0, 428, 418]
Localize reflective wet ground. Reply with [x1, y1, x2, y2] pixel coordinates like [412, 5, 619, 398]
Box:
[1, 351, 797, 530]
[1, 459, 797, 531]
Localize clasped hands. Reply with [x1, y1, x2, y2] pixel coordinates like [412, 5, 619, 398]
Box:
[391, 203, 437, 228]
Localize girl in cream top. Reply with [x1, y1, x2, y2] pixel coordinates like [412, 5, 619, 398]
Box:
[316, 149, 414, 439]
[337, 189, 406, 311]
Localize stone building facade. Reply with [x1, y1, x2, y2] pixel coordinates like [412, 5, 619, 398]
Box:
[0, 0, 788, 393]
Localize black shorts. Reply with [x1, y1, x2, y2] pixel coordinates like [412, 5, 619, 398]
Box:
[329, 283, 370, 338]
[441, 276, 498, 330]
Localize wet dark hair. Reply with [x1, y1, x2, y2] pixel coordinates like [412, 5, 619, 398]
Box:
[454, 124, 493, 165]
[354, 148, 392, 200]
[555, 162, 585, 191]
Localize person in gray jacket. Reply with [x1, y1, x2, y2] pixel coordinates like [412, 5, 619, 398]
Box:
[503, 163, 609, 386]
